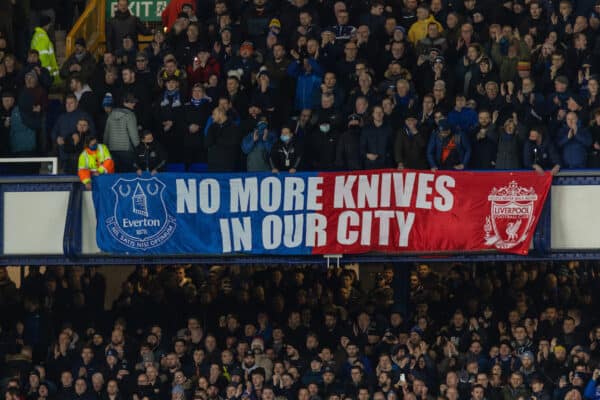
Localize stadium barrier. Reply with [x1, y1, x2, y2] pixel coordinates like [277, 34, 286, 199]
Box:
[0, 172, 599, 265]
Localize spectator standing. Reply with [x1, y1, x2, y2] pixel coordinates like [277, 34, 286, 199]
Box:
[59, 118, 92, 174]
[182, 84, 211, 165]
[30, 16, 59, 84]
[59, 38, 96, 85]
[270, 125, 303, 173]
[134, 130, 168, 175]
[556, 111, 592, 168]
[470, 110, 498, 170]
[0, 91, 16, 155]
[16, 72, 47, 155]
[205, 107, 242, 172]
[77, 136, 115, 190]
[106, 0, 152, 53]
[495, 117, 525, 170]
[103, 93, 140, 172]
[360, 105, 392, 169]
[336, 114, 363, 170]
[589, 109, 600, 168]
[523, 127, 561, 174]
[427, 119, 471, 170]
[407, 4, 443, 46]
[242, 120, 276, 172]
[287, 55, 323, 112]
[394, 110, 430, 170]
[154, 75, 185, 162]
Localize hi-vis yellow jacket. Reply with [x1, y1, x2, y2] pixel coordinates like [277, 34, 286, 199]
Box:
[30, 27, 59, 83]
[78, 144, 115, 184]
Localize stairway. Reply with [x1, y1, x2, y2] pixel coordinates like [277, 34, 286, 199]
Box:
[55, 30, 67, 66]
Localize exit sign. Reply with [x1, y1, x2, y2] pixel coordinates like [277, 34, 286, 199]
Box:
[107, 0, 170, 22]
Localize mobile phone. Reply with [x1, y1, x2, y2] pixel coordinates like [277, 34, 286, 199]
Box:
[399, 373, 406, 382]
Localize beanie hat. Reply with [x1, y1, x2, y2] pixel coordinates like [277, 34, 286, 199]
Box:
[240, 41, 254, 54]
[517, 61, 531, 72]
[269, 18, 281, 29]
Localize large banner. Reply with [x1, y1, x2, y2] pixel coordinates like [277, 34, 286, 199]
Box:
[92, 170, 552, 256]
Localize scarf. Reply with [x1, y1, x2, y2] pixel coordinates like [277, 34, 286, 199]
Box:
[190, 96, 211, 106]
[161, 90, 181, 107]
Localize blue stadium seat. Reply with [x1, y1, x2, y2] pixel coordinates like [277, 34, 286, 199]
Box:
[188, 163, 208, 173]
[166, 163, 186, 172]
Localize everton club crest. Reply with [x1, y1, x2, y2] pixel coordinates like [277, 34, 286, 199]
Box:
[105, 177, 176, 250]
[484, 181, 538, 249]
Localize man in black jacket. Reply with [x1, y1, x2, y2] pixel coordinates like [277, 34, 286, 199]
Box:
[394, 111, 429, 170]
[106, 0, 152, 52]
[134, 130, 168, 175]
[206, 107, 242, 172]
[336, 113, 363, 170]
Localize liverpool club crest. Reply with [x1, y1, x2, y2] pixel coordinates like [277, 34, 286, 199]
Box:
[484, 181, 538, 249]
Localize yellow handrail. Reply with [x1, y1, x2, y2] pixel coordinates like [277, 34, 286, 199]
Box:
[66, 0, 106, 58]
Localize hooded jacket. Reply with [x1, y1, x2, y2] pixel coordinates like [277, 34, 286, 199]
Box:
[407, 15, 443, 45]
[30, 27, 59, 82]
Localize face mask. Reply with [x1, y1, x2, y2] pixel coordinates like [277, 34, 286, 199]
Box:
[280, 135, 290, 143]
[319, 123, 331, 133]
[89, 144, 98, 150]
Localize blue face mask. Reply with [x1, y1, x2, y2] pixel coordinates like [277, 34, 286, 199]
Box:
[89, 143, 98, 150]
[280, 135, 290, 143]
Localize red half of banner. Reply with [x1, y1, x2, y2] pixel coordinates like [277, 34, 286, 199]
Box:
[312, 170, 553, 255]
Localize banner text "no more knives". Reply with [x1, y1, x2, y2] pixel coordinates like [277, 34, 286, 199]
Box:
[175, 172, 456, 252]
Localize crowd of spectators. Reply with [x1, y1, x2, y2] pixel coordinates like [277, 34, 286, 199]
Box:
[1, 0, 600, 174]
[2, 262, 600, 400]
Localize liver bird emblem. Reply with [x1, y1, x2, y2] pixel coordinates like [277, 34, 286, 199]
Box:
[506, 220, 522, 241]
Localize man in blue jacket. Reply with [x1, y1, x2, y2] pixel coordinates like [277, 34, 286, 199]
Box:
[556, 112, 592, 169]
[584, 368, 600, 400]
[447, 93, 477, 134]
[287, 54, 323, 112]
[427, 119, 471, 170]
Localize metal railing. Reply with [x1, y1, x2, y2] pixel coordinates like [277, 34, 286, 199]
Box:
[66, 0, 106, 58]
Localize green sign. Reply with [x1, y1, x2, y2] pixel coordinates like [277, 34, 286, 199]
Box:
[106, 0, 171, 22]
